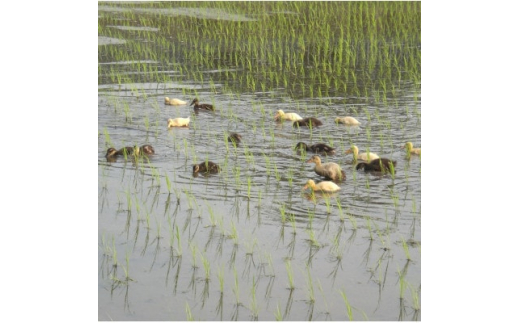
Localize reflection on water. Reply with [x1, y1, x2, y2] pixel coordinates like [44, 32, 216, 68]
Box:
[99, 2, 420, 321]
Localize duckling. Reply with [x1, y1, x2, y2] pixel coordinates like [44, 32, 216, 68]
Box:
[335, 116, 361, 126]
[303, 179, 341, 193]
[295, 142, 335, 155]
[192, 161, 221, 174]
[274, 109, 303, 122]
[228, 133, 242, 144]
[167, 117, 190, 128]
[190, 98, 215, 111]
[292, 117, 323, 128]
[306, 155, 346, 181]
[356, 158, 397, 173]
[402, 142, 421, 155]
[105, 147, 133, 159]
[164, 97, 187, 106]
[105, 145, 155, 159]
[345, 145, 380, 162]
[139, 144, 155, 155]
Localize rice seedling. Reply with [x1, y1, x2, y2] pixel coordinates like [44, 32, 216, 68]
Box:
[175, 225, 182, 257]
[232, 266, 241, 305]
[229, 220, 239, 245]
[201, 252, 211, 281]
[401, 236, 411, 261]
[303, 266, 315, 303]
[285, 260, 295, 290]
[339, 290, 353, 321]
[249, 276, 259, 320]
[164, 172, 172, 194]
[280, 203, 286, 224]
[274, 303, 283, 321]
[306, 229, 321, 248]
[190, 243, 198, 269]
[185, 302, 194, 321]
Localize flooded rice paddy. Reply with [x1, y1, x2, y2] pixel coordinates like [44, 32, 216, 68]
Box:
[98, 2, 421, 321]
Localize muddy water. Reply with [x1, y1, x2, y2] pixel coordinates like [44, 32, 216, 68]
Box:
[98, 3, 420, 321]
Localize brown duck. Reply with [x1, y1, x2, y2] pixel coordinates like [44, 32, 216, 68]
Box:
[190, 98, 215, 111]
[306, 155, 346, 181]
[292, 117, 323, 128]
[295, 142, 335, 155]
[356, 158, 397, 173]
[193, 161, 221, 174]
[228, 133, 242, 144]
[105, 145, 155, 159]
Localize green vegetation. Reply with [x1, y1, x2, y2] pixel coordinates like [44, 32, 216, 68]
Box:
[98, 1, 421, 321]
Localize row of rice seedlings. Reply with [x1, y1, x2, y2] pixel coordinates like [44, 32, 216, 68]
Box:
[99, 2, 420, 102]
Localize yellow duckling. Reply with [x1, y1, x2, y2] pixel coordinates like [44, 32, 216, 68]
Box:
[167, 117, 190, 128]
[402, 142, 421, 155]
[274, 109, 303, 121]
[335, 116, 361, 126]
[164, 97, 187, 106]
[345, 145, 380, 162]
[302, 179, 341, 193]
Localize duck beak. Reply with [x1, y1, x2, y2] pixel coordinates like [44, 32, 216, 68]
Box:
[305, 158, 313, 163]
[303, 185, 308, 190]
[345, 149, 351, 154]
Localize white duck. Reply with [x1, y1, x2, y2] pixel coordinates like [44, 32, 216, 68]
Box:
[274, 109, 303, 121]
[335, 116, 361, 126]
[345, 145, 380, 162]
[167, 117, 190, 128]
[302, 179, 340, 193]
[165, 97, 187, 106]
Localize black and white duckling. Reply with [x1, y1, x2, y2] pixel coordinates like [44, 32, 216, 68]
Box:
[228, 133, 242, 144]
[190, 98, 215, 111]
[192, 161, 221, 174]
[356, 158, 397, 173]
[292, 117, 323, 128]
[306, 155, 346, 181]
[295, 142, 335, 155]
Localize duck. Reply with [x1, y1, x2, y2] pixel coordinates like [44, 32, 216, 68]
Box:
[335, 116, 361, 126]
[193, 161, 221, 174]
[138, 144, 155, 155]
[228, 133, 242, 144]
[292, 117, 323, 128]
[345, 145, 380, 162]
[295, 142, 335, 155]
[105, 145, 155, 159]
[274, 109, 303, 121]
[190, 98, 215, 111]
[303, 179, 341, 193]
[356, 158, 397, 173]
[164, 97, 187, 106]
[306, 155, 346, 181]
[167, 117, 190, 128]
[402, 142, 421, 155]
